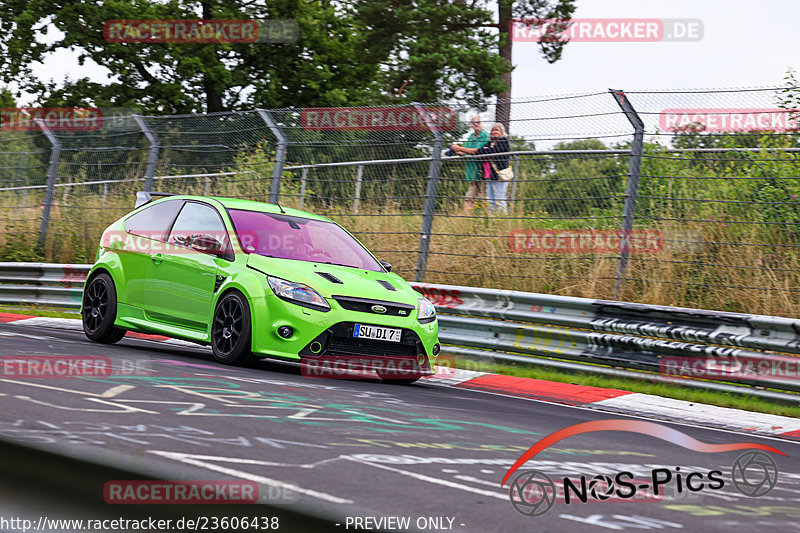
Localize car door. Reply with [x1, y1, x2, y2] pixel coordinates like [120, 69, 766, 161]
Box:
[117, 199, 184, 310]
[143, 201, 231, 331]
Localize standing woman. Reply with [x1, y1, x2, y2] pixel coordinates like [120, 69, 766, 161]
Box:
[451, 123, 510, 213]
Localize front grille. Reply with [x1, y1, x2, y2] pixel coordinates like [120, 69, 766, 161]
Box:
[332, 295, 414, 317]
[326, 337, 417, 357]
[300, 322, 423, 358]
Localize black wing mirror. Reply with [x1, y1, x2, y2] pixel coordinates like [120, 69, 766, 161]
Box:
[379, 260, 392, 272]
[191, 234, 224, 255]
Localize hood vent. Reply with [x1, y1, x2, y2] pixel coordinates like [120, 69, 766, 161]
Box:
[376, 279, 396, 291]
[316, 271, 343, 284]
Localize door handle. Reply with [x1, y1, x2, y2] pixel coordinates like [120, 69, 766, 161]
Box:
[150, 253, 164, 265]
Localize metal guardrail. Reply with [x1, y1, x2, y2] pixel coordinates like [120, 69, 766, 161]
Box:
[0, 262, 87, 308]
[2, 263, 799, 397]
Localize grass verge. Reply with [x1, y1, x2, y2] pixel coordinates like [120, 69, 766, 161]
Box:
[0, 304, 80, 319]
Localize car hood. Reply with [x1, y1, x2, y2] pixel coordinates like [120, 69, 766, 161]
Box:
[246, 254, 421, 306]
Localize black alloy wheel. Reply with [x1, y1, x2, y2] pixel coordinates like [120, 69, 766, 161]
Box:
[211, 291, 254, 365]
[81, 272, 126, 343]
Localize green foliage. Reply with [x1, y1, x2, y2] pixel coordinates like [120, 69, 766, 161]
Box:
[522, 138, 625, 218]
[0, 0, 519, 113]
[0, 219, 43, 261]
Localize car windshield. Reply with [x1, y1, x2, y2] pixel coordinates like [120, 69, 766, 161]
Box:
[229, 209, 382, 272]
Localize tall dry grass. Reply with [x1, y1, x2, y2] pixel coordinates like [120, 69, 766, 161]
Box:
[1, 168, 798, 317]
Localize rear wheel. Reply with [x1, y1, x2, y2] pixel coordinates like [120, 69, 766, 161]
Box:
[82, 272, 126, 344]
[211, 291, 254, 365]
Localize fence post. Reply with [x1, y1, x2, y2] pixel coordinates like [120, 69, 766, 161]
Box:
[36, 119, 61, 251]
[413, 103, 445, 282]
[299, 167, 308, 209]
[510, 154, 520, 212]
[133, 115, 159, 192]
[353, 165, 364, 214]
[610, 89, 645, 299]
[257, 109, 287, 204]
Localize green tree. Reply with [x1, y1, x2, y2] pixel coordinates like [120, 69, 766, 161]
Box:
[495, 0, 576, 130]
[0, 0, 543, 113]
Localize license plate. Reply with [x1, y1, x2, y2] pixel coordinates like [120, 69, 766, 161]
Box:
[354, 324, 402, 343]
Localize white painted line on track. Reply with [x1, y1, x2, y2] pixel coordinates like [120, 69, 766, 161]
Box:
[148, 450, 354, 504]
[344, 456, 507, 500]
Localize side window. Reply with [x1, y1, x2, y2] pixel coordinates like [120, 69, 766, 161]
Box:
[168, 202, 229, 255]
[124, 200, 183, 241]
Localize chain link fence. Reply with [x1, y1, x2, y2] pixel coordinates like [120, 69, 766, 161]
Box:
[1, 87, 798, 316]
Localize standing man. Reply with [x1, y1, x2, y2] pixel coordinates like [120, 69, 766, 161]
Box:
[451, 116, 490, 211]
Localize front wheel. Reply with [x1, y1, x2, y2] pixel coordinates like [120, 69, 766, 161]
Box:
[82, 272, 126, 344]
[211, 291, 254, 365]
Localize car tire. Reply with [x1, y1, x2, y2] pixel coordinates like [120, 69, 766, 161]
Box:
[211, 290, 254, 366]
[82, 272, 127, 344]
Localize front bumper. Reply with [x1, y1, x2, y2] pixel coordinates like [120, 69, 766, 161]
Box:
[248, 294, 440, 371]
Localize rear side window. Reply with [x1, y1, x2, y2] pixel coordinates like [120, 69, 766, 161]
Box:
[124, 200, 183, 241]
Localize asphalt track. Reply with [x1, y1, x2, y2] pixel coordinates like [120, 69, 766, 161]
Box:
[1, 319, 799, 533]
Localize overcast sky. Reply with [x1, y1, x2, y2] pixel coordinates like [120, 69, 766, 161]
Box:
[512, 0, 799, 96]
[20, 0, 800, 106]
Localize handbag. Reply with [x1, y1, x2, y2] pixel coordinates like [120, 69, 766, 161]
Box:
[490, 161, 514, 182]
[483, 161, 492, 180]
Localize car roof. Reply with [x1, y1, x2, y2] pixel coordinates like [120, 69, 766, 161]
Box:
[150, 194, 333, 223]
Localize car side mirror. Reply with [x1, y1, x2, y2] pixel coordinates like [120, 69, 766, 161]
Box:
[191, 235, 224, 255]
[379, 260, 392, 272]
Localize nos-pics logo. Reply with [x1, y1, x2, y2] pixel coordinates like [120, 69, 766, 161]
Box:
[500, 420, 784, 517]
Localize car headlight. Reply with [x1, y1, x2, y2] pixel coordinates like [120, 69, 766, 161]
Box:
[418, 297, 436, 323]
[268, 276, 330, 312]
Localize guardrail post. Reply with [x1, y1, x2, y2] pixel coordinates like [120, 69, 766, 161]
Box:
[353, 165, 364, 214]
[36, 119, 61, 251]
[413, 103, 445, 282]
[133, 115, 159, 192]
[257, 109, 287, 204]
[299, 167, 308, 209]
[610, 89, 645, 299]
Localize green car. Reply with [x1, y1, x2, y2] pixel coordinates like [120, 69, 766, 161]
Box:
[81, 192, 439, 382]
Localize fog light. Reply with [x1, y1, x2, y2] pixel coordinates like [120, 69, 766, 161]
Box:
[432, 343, 440, 356]
[309, 341, 323, 354]
[277, 326, 294, 339]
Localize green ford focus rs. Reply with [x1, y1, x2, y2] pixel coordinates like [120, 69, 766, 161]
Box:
[81, 192, 440, 383]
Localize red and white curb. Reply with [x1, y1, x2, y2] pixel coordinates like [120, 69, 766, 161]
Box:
[3, 312, 799, 441]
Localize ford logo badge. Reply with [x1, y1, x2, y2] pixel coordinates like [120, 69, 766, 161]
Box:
[371, 305, 387, 314]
